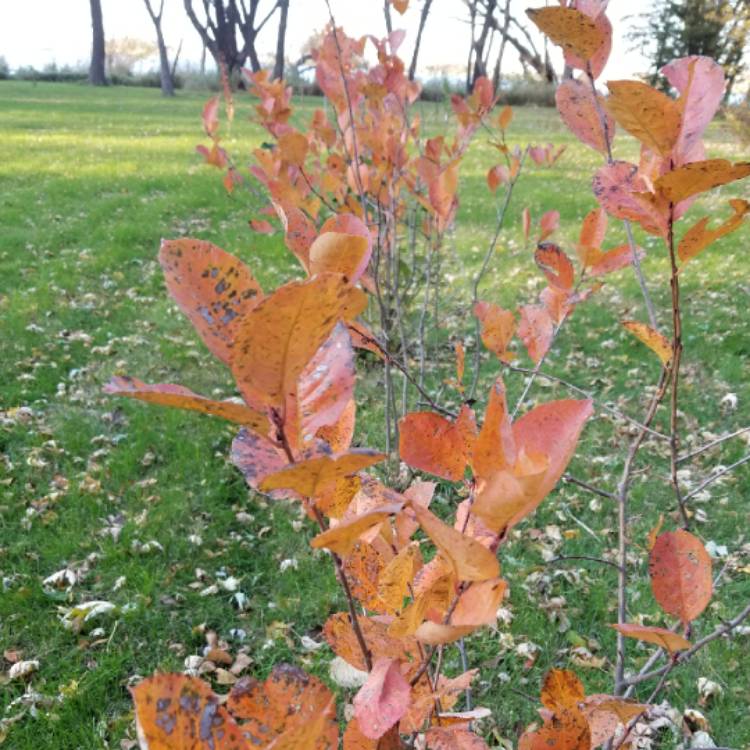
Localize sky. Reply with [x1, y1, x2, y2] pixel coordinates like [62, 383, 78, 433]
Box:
[0, 0, 652, 80]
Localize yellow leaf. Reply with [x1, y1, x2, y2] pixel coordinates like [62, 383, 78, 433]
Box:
[654, 159, 750, 204]
[622, 320, 672, 365]
[605, 81, 681, 156]
[678, 199, 750, 263]
[526, 7, 605, 60]
[611, 623, 691, 653]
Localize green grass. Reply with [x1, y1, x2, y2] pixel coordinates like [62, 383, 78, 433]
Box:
[1, 80, 749, 749]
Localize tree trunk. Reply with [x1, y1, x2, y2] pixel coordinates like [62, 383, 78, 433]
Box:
[89, 0, 106, 85]
[273, 0, 289, 80]
[144, 0, 175, 96]
[384, 0, 394, 34]
[408, 0, 434, 81]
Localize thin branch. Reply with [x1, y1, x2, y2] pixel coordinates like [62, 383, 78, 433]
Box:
[682, 453, 750, 503]
[563, 473, 617, 500]
[468, 147, 528, 400]
[678, 426, 750, 464]
[624, 602, 750, 688]
[548, 555, 622, 571]
[505, 364, 670, 440]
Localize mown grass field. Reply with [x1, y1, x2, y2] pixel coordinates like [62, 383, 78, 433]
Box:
[1, 80, 749, 749]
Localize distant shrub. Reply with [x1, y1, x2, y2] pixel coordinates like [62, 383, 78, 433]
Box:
[498, 76, 556, 107]
[0, 57, 9, 80]
[13, 63, 87, 83]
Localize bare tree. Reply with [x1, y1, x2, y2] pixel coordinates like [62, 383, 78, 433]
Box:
[88, 0, 107, 85]
[272, 0, 289, 80]
[408, 0, 435, 80]
[183, 0, 283, 81]
[144, 0, 175, 96]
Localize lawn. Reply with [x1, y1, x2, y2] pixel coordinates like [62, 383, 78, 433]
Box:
[1, 80, 749, 749]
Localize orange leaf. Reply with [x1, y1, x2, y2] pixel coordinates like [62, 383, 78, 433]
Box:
[653, 159, 750, 204]
[450, 578, 507, 626]
[104, 376, 269, 435]
[611, 623, 691, 653]
[323, 613, 420, 672]
[622, 320, 672, 365]
[588, 244, 644, 277]
[580, 694, 646, 748]
[526, 7, 605, 60]
[131, 673, 248, 750]
[414, 621, 476, 646]
[649, 529, 713, 624]
[202, 96, 220, 137]
[522, 207, 532, 242]
[231, 274, 366, 407]
[498, 105, 513, 130]
[538, 211, 560, 242]
[605, 81, 681, 156]
[311, 503, 402, 556]
[519, 706, 591, 750]
[309, 232, 371, 284]
[678, 199, 749, 264]
[412, 504, 500, 582]
[159, 238, 263, 366]
[535, 242, 575, 290]
[474, 302, 516, 364]
[227, 664, 337, 749]
[540, 669, 585, 711]
[354, 658, 411, 740]
[472, 378, 516, 481]
[426, 727, 491, 748]
[344, 542, 386, 611]
[518, 304, 554, 363]
[231, 428, 290, 496]
[260, 450, 385, 499]
[378, 544, 423, 613]
[577, 207, 608, 261]
[398, 407, 475, 481]
[556, 79, 612, 154]
[391, 0, 409, 13]
[344, 719, 403, 749]
[277, 130, 308, 166]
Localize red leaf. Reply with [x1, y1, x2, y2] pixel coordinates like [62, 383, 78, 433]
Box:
[473, 302, 516, 363]
[202, 96, 220, 137]
[556, 78, 613, 154]
[535, 242, 574, 290]
[538, 210, 560, 242]
[649, 529, 713, 624]
[353, 658, 411, 740]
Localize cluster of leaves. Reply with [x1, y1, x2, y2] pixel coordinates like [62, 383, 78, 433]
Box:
[111, 2, 750, 748]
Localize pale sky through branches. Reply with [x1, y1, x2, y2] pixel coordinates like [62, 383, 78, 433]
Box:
[1, 0, 650, 79]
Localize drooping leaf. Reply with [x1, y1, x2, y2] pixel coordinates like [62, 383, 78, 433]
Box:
[662, 56, 725, 165]
[353, 658, 411, 740]
[450, 578, 507, 627]
[104, 376, 269, 435]
[413, 621, 476, 646]
[577, 207, 608, 262]
[259, 450, 386, 500]
[526, 7, 605, 60]
[159, 238, 264, 366]
[563, 8, 612, 79]
[202, 96, 220, 137]
[309, 232, 371, 284]
[579, 694, 647, 749]
[297, 322, 355, 441]
[343, 719, 403, 749]
[622, 320, 672, 366]
[518, 304, 554, 363]
[556, 79, 612, 154]
[540, 669, 585, 711]
[518, 706, 591, 750]
[412, 504, 500, 582]
[678, 200, 749, 264]
[131, 673, 248, 750]
[605, 81, 681, 156]
[311, 504, 402, 556]
[472, 378, 516, 481]
[610, 623, 691, 653]
[231, 274, 366, 407]
[227, 664, 337, 749]
[391, 0, 409, 14]
[535, 242, 575, 290]
[653, 159, 750, 204]
[649, 529, 713, 624]
[398, 407, 476, 481]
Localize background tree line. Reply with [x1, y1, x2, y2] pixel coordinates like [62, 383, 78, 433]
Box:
[83, 0, 750, 100]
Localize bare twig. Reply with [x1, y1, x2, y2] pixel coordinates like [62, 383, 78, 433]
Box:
[563, 473, 617, 500]
[548, 555, 622, 571]
[682, 453, 750, 503]
[678, 427, 750, 464]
